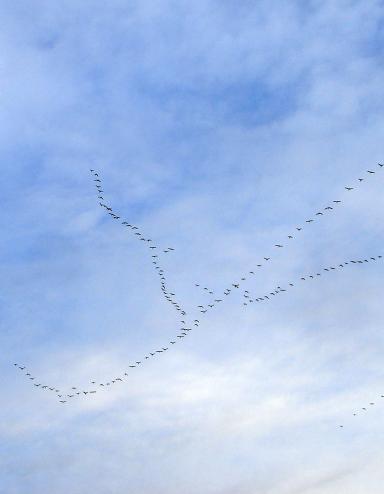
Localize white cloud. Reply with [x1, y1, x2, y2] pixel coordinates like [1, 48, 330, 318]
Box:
[2, 1, 384, 493]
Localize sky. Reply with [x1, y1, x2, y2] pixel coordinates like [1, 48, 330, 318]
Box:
[1, 0, 384, 493]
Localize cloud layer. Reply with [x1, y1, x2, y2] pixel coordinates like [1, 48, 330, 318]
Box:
[1, 1, 384, 493]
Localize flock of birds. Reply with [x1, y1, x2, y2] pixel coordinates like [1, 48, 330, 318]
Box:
[14, 162, 384, 424]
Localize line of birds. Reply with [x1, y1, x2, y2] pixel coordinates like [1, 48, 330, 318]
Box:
[13, 162, 383, 408]
[345, 393, 384, 425]
[90, 169, 188, 323]
[13, 253, 382, 403]
[194, 255, 382, 315]
[193, 163, 384, 305]
[338, 396, 384, 428]
[93, 164, 384, 321]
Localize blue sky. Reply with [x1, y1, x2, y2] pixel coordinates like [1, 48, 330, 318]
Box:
[1, 1, 384, 493]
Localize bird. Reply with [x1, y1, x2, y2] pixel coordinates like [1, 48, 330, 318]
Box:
[316, 212, 323, 215]
[358, 178, 364, 182]
[345, 187, 354, 190]
[333, 200, 341, 203]
[288, 235, 293, 239]
[59, 400, 67, 403]
[275, 244, 283, 248]
[264, 257, 270, 261]
[306, 219, 314, 223]
[296, 227, 302, 231]
[367, 170, 375, 174]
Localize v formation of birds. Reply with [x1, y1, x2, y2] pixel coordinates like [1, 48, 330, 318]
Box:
[14, 163, 384, 425]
